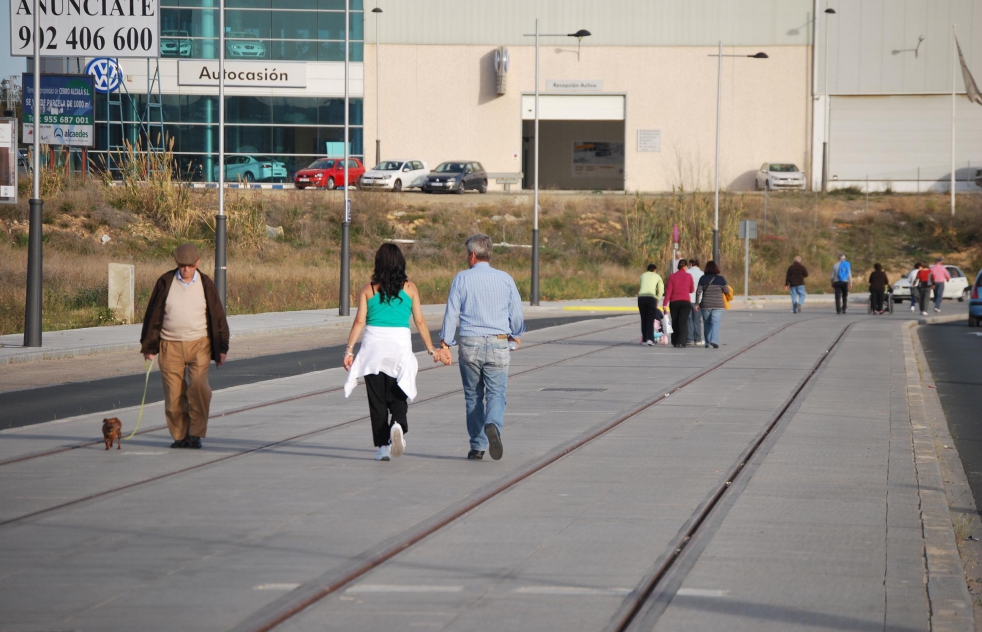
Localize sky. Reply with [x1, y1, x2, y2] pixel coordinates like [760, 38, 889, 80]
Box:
[0, 9, 28, 84]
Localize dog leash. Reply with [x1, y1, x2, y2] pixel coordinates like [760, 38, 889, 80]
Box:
[125, 358, 154, 440]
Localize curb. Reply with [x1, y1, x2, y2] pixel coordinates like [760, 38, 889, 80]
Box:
[903, 320, 979, 631]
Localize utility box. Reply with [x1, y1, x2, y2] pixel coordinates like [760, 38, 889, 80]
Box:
[494, 46, 509, 95]
[108, 263, 135, 324]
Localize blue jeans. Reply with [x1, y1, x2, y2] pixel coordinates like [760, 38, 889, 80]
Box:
[789, 285, 806, 312]
[933, 283, 945, 310]
[458, 337, 510, 451]
[702, 308, 723, 346]
[687, 302, 703, 343]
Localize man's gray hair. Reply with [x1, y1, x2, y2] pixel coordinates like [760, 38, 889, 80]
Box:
[466, 233, 493, 261]
[794, 255, 802, 262]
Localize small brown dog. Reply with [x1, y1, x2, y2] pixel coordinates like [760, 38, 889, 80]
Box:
[102, 417, 123, 450]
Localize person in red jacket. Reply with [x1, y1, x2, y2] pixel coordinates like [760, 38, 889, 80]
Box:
[665, 259, 695, 347]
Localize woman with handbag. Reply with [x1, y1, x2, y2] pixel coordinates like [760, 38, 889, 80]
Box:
[695, 260, 729, 349]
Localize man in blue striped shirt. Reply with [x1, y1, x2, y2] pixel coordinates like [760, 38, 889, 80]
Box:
[438, 234, 525, 461]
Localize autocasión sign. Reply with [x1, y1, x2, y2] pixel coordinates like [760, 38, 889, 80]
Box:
[22, 74, 95, 147]
[10, 0, 159, 58]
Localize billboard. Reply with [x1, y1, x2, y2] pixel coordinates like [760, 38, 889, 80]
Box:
[0, 118, 17, 204]
[22, 74, 95, 147]
[10, 0, 159, 58]
[572, 141, 625, 179]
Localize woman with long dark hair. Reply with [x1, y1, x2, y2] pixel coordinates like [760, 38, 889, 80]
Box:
[343, 243, 448, 461]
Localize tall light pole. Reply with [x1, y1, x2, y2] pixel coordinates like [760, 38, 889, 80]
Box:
[24, 0, 42, 347]
[523, 22, 590, 306]
[821, 5, 836, 193]
[215, 0, 227, 308]
[709, 45, 768, 264]
[372, 4, 382, 166]
[339, 0, 352, 316]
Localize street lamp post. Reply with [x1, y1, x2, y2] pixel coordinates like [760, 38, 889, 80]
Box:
[215, 0, 227, 308]
[372, 4, 382, 166]
[709, 44, 768, 264]
[24, 0, 42, 347]
[822, 5, 836, 193]
[339, 0, 352, 316]
[523, 21, 590, 306]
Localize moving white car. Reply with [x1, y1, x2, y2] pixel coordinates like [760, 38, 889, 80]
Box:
[213, 155, 287, 182]
[359, 160, 428, 192]
[755, 163, 806, 191]
[891, 265, 971, 303]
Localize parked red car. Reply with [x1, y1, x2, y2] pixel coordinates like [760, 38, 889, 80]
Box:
[294, 157, 365, 190]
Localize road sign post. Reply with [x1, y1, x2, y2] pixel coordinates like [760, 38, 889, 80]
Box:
[739, 220, 757, 301]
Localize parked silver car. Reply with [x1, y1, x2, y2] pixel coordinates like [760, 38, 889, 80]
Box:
[755, 163, 806, 191]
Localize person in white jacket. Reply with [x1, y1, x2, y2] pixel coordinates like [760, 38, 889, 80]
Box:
[687, 258, 704, 345]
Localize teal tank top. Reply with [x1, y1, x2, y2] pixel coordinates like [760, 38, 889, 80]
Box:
[366, 288, 412, 328]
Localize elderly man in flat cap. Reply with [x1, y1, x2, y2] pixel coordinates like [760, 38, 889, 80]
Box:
[140, 244, 229, 449]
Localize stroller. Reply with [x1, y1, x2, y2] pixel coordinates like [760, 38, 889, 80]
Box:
[867, 286, 894, 315]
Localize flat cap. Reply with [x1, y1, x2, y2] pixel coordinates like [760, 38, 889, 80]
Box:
[174, 243, 201, 265]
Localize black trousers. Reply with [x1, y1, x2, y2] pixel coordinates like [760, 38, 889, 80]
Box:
[870, 288, 885, 312]
[669, 300, 692, 346]
[364, 372, 408, 447]
[917, 286, 933, 313]
[833, 281, 849, 313]
[638, 296, 659, 342]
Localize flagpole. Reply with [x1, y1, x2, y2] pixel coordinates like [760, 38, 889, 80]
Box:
[952, 24, 956, 217]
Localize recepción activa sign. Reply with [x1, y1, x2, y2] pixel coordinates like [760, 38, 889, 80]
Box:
[10, 0, 158, 58]
[547, 80, 603, 92]
[179, 61, 307, 88]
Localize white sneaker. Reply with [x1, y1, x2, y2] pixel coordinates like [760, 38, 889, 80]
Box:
[375, 445, 391, 461]
[644, 340, 655, 346]
[921, 311, 928, 316]
[694, 341, 705, 346]
[390, 423, 405, 457]
[910, 305, 916, 311]
[934, 308, 941, 313]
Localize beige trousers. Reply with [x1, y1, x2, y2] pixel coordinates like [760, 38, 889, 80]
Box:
[159, 338, 212, 440]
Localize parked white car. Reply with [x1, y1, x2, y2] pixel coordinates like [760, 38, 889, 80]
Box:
[755, 163, 806, 191]
[359, 160, 428, 192]
[891, 265, 971, 303]
[213, 155, 287, 182]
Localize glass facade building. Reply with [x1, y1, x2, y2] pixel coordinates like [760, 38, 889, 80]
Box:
[95, 0, 364, 182]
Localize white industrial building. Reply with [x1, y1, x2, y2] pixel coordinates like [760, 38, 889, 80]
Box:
[89, 0, 982, 192]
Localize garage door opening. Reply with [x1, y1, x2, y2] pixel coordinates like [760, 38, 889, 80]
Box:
[521, 94, 625, 191]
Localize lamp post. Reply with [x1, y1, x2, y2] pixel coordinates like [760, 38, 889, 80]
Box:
[339, 0, 352, 316]
[372, 4, 382, 166]
[821, 5, 836, 193]
[24, 0, 42, 347]
[709, 44, 768, 264]
[215, 0, 227, 308]
[523, 21, 590, 306]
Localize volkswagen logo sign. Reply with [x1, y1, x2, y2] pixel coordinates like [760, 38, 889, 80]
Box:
[86, 58, 123, 94]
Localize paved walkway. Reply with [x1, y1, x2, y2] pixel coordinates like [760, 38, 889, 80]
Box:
[0, 309, 976, 632]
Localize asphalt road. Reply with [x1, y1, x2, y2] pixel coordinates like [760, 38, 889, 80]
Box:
[919, 321, 982, 510]
[0, 314, 620, 430]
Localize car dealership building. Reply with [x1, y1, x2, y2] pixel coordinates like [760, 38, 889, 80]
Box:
[88, 0, 982, 192]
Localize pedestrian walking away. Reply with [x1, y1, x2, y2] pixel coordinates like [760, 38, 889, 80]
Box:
[687, 258, 704, 345]
[665, 259, 695, 347]
[695, 260, 729, 349]
[913, 263, 934, 316]
[438, 234, 525, 461]
[785, 255, 808, 313]
[637, 263, 664, 346]
[868, 263, 890, 315]
[140, 243, 229, 449]
[343, 243, 448, 461]
[830, 254, 853, 314]
[929, 257, 951, 313]
[907, 263, 921, 312]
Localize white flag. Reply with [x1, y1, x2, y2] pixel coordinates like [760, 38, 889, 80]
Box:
[956, 35, 982, 106]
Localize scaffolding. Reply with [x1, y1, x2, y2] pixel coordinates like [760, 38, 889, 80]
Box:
[103, 58, 165, 178]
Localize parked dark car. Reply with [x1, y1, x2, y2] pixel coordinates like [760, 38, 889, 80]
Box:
[423, 161, 488, 194]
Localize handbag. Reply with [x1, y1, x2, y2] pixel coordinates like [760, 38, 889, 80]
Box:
[722, 284, 734, 309]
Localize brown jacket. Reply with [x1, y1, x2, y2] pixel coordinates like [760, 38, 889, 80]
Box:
[140, 269, 230, 363]
[785, 261, 809, 287]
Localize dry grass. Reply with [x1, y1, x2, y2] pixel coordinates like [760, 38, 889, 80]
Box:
[1, 179, 981, 335]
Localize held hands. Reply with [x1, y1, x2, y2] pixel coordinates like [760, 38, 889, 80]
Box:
[432, 347, 452, 366]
